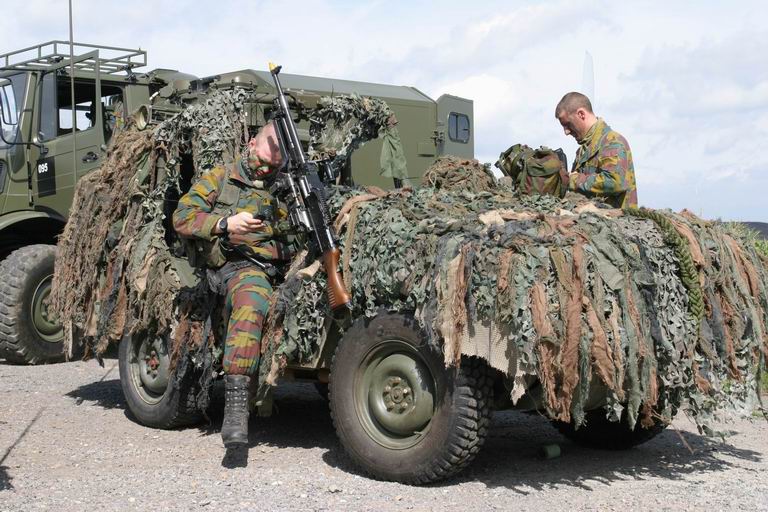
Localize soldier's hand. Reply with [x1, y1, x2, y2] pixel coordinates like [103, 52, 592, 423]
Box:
[568, 172, 580, 191]
[227, 212, 265, 235]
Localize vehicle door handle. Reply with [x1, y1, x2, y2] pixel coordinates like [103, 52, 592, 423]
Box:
[82, 151, 99, 163]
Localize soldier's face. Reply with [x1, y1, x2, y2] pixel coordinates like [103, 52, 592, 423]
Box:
[557, 109, 587, 140]
[247, 123, 283, 169]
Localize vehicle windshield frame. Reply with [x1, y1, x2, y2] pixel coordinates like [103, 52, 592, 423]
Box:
[0, 72, 28, 148]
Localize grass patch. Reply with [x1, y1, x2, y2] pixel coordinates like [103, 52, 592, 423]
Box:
[762, 371, 768, 394]
[724, 221, 768, 258]
[755, 239, 768, 258]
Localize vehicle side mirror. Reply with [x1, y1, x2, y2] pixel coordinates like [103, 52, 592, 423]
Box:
[0, 99, 10, 145]
[0, 88, 16, 126]
[0, 96, 6, 126]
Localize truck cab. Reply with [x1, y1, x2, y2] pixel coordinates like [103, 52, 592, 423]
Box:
[0, 42, 152, 363]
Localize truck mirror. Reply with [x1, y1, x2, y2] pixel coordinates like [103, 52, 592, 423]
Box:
[0, 91, 8, 127]
[0, 86, 18, 126]
[0, 94, 11, 146]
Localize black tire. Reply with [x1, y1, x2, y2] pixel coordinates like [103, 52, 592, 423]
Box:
[0, 245, 65, 364]
[553, 407, 667, 450]
[118, 330, 202, 429]
[329, 312, 493, 485]
[315, 382, 329, 401]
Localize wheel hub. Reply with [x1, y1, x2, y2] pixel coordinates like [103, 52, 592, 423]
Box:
[135, 336, 170, 398]
[30, 275, 64, 343]
[360, 347, 436, 445]
[383, 377, 413, 412]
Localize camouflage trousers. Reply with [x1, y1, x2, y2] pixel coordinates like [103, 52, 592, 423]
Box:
[222, 267, 272, 376]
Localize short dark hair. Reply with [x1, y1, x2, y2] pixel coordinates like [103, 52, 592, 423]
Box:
[555, 92, 593, 117]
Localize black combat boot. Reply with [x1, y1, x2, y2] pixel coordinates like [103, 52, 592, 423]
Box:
[221, 374, 250, 448]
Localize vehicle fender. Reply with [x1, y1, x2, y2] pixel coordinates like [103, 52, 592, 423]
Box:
[0, 210, 66, 234]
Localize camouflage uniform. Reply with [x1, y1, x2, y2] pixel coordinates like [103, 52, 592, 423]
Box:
[569, 118, 638, 209]
[173, 160, 292, 376]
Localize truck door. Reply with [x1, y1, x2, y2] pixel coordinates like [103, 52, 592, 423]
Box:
[33, 73, 105, 216]
[436, 95, 474, 159]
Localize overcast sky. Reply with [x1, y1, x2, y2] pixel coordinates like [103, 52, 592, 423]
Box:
[2, 0, 766, 221]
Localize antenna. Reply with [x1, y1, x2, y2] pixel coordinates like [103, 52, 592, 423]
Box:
[581, 51, 595, 105]
[69, 0, 76, 191]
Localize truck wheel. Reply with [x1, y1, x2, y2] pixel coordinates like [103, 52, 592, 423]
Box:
[553, 408, 667, 450]
[118, 330, 202, 429]
[0, 245, 65, 364]
[314, 382, 329, 401]
[329, 313, 493, 484]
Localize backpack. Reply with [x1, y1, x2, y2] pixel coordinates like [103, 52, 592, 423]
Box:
[494, 144, 569, 198]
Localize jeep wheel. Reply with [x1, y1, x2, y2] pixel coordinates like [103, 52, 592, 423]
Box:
[0, 245, 65, 364]
[314, 382, 329, 401]
[118, 330, 202, 429]
[553, 407, 667, 450]
[329, 313, 493, 484]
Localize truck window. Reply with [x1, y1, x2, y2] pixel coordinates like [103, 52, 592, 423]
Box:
[101, 85, 123, 143]
[448, 112, 470, 144]
[39, 75, 123, 142]
[39, 75, 95, 138]
[57, 78, 95, 135]
[39, 74, 57, 140]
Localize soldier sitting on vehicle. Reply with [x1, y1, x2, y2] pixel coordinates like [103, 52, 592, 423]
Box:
[172, 122, 293, 448]
[555, 92, 638, 208]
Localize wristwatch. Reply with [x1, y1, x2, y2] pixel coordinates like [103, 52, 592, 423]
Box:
[217, 216, 229, 235]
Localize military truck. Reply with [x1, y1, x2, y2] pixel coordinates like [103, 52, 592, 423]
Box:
[0, 41, 474, 364]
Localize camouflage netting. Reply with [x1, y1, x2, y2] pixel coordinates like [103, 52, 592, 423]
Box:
[262, 159, 768, 432]
[51, 88, 768, 433]
[50, 88, 408, 409]
[52, 89, 253, 361]
[421, 156, 496, 193]
[308, 93, 407, 181]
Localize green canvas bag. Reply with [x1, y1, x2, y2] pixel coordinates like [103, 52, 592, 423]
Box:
[495, 144, 569, 198]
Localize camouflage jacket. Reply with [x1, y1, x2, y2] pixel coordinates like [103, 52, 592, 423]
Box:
[569, 118, 638, 209]
[173, 160, 293, 267]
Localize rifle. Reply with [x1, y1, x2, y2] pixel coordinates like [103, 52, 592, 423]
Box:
[267, 62, 351, 314]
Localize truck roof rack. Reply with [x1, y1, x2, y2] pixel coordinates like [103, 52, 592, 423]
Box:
[0, 41, 147, 75]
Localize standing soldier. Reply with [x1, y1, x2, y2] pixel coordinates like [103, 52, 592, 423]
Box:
[555, 92, 638, 208]
[173, 122, 292, 448]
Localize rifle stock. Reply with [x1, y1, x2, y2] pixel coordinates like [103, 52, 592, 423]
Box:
[322, 248, 351, 310]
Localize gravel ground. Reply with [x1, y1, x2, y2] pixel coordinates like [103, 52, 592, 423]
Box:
[1, 355, 767, 512]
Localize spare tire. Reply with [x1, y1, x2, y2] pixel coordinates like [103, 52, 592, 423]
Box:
[118, 330, 202, 429]
[0, 245, 65, 364]
[329, 312, 493, 484]
[553, 407, 667, 450]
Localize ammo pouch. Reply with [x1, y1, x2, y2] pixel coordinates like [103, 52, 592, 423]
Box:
[184, 238, 227, 269]
[495, 144, 569, 198]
